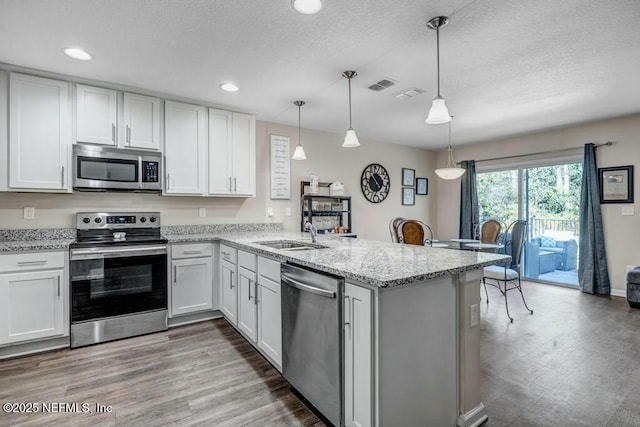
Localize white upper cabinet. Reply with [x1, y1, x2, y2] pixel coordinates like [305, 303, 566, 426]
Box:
[9, 73, 71, 192]
[76, 84, 117, 146]
[123, 92, 161, 150]
[208, 108, 256, 197]
[164, 101, 207, 195]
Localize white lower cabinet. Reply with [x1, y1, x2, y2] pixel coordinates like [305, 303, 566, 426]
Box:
[344, 282, 373, 427]
[237, 266, 257, 341]
[219, 245, 238, 325]
[0, 269, 65, 345]
[257, 273, 281, 367]
[170, 243, 215, 317]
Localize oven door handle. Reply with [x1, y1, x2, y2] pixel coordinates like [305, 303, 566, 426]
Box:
[71, 245, 167, 260]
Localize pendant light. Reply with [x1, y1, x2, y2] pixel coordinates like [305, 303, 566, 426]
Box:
[341, 70, 361, 148]
[425, 16, 452, 125]
[292, 101, 307, 160]
[435, 118, 466, 180]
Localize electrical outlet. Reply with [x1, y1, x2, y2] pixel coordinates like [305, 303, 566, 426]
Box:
[622, 206, 635, 216]
[23, 207, 35, 220]
[285, 207, 291, 217]
[198, 208, 206, 218]
[267, 207, 274, 217]
[470, 304, 479, 328]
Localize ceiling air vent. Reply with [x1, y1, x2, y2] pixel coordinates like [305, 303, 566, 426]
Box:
[394, 87, 426, 99]
[367, 78, 398, 92]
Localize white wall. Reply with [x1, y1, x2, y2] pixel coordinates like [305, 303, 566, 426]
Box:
[0, 120, 437, 242]
[435, 113, 640, 292]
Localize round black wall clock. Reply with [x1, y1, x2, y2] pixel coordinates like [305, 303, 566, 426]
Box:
[361, 163, 390, 203]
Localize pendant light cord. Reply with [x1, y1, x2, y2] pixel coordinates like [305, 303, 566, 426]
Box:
[298, 104, 301, 144]
[348, 76, 353, 128]
[436, 26, 441, 97]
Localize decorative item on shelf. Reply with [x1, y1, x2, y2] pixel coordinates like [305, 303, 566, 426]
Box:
[402, 168, 415, 187]
[416, 177, 428, 195]
[360, 163, 390, 203]
[435, 118, 466, 180]
[292, 100, 307, 161]
[270, 135, 291, 199]
[425, 16, 452, 125]
[599, 165, 634, 203]
[402, 188, 415, 205]
[329, 181, 345, 196]
[341, 70, 361, 148]
[309, 174, 319, 193]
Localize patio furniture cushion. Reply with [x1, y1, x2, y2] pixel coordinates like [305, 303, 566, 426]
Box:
[483, 265, 519, 281]
[540, 235, 556, 248]
[627, 267, 640, 285]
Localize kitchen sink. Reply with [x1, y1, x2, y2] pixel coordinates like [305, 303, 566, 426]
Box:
[253, 240, 328, 251]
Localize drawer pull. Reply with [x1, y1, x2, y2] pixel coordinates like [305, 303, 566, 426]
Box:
[183, 250, 202, 255]
[17, 260, 47, 266]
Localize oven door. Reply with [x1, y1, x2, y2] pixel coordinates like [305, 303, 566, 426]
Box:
[70, 245, 167, 323]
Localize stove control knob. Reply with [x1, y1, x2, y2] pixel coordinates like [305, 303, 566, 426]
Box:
[149, 216, 156, 223]
[95, 217, 102, 224]
[82, 217, 90, 224]
[140, 217, 147, 223]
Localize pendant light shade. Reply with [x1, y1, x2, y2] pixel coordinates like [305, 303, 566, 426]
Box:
[341, 70, 360, 148]
[435, 119, 466, 180]
[425, 16, 452, 125]
[292, 100, 307, 160]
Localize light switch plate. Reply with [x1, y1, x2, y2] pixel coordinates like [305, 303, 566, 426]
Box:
[285, 207, 291, 217]
[23, 207, 35, 220]
[470, 304, 479, 328]
[198, 208, 206, 218]
[267, 207, 274, 217]
[622, 206, 634, 216]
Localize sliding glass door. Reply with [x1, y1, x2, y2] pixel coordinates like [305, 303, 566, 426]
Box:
[477, 160, 582, 287]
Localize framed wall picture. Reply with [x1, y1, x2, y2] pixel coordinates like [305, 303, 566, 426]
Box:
[269, 135, 290, 199]
[402, 187, 415, 205]
[416, 177, 428, 195]
[599, 165, 634, 203]
[402, 168, 415, 187]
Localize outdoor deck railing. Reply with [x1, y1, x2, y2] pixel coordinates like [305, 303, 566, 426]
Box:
[530, 217, 578, 238]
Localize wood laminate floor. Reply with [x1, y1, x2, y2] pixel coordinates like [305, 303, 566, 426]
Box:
[2, 281, 640, 426]
[0, 319, 324, 427]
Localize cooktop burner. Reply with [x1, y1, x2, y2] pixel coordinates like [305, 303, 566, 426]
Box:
[72, 212, 166, 248]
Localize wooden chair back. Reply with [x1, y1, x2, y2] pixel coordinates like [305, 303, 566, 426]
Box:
[397, 220, 433, 246]
[480, 219, 502, 243]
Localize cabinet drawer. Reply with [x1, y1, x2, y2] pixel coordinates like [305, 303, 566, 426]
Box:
[238, 250, 256, 272]
[219, 244, 237, 264]
[258, 256, 280, 283]
[171, 243, 213, 259]
[0, 251, 65, 273]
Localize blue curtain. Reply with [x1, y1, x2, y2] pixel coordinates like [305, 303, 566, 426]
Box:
[459, 160, 479, 239]
[579, 143, 611, 294]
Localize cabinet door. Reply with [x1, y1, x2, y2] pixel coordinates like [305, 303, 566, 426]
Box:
[231, 112, 256, 196]
[219, 259, 238, 325]
[164, 101, 207, 195]
[123, 93, 161, 150]
[208, 108, 233, 195]
[76, 84, 117, 145]
[257, 275, 282, 369]
[344, 283, 373, 427]
[237, 266, 257, 342]
[9, 73, 70, 191]
[171, 257, 213, 316]
[0, 270, 64, 345]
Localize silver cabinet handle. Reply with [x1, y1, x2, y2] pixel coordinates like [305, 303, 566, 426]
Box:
[281, 276, 336, 298]
[344, 295, 351, 339]
[126, 125, 131, 144]
[57, 276, 60, 298]
[254, 281, 259, 305]
[111, 123, 116, 143]
[61, 166, 65, 187]
[248, 278, 253, 300]
[234, 177, 237, 192]
[230, 270, 235, 289]
[229, 177, 232, 192]
[167, 173, 171, 190]
[18, 260, 47, 265]
[173, 265, 177, 284]
[138, 156, 143, 189]
[183, 250, 202, 255]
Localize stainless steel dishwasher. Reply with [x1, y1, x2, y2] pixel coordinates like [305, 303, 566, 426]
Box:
[281, 263, 343, 427]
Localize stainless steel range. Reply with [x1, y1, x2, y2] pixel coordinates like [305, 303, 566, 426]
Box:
[69, 212, 168, 348]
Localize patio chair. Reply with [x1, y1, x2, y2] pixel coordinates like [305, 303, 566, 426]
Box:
[482, 219, 534, 322]
[397, 219, 433, 246]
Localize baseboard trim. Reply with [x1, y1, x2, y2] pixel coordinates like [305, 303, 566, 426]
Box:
[0, 336, 70, 360]
[168, 310, 222, 328]
[457, 402, 488, 427]
[611, 289, 626, 299]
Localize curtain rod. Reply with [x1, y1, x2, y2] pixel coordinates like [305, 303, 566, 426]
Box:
[464, 141, 613, 164]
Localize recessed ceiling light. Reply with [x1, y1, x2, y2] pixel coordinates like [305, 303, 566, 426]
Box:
[219, 83, 239, 92]
[63, 47, 93, 61]
[292, 0, 323, 14]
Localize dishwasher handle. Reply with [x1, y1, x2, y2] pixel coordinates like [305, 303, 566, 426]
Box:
[281, 275, 336, 298]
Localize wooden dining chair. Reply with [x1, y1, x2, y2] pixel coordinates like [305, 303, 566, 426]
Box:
[389, 217, 405, 243]
[480, 219, 502, 243]
[397, 219, 433, 246]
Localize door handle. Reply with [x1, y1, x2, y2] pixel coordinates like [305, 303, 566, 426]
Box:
[254, 281, 259, 305]
[229, 177, 232, 192]
[234, 177, 237, 192]
[61, 166, 65, 187]
[173, 265, 177, 284]
[17, 260, 47, 266]
[111, 123, 116, 143]
[248, 279, 253, 300]
[57, 276, 61, 298]
[344, 295, 351, 338]
[126, 125, 131, 144]
[230, 270, 235, 289]
[183, 250, 202, 255]
[281, 276, 336, 298]
[167, 173, 171, 190]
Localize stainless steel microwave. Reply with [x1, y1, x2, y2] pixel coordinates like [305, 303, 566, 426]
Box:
[72, 144, 162, 192]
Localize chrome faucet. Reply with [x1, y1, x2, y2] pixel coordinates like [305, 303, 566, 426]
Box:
[304, 221, 318, 243]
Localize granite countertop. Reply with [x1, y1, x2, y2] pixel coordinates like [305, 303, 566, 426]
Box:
[0, 226, 509, 288]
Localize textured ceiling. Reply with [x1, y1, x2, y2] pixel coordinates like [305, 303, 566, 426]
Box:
[1, 0, 639, 149]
